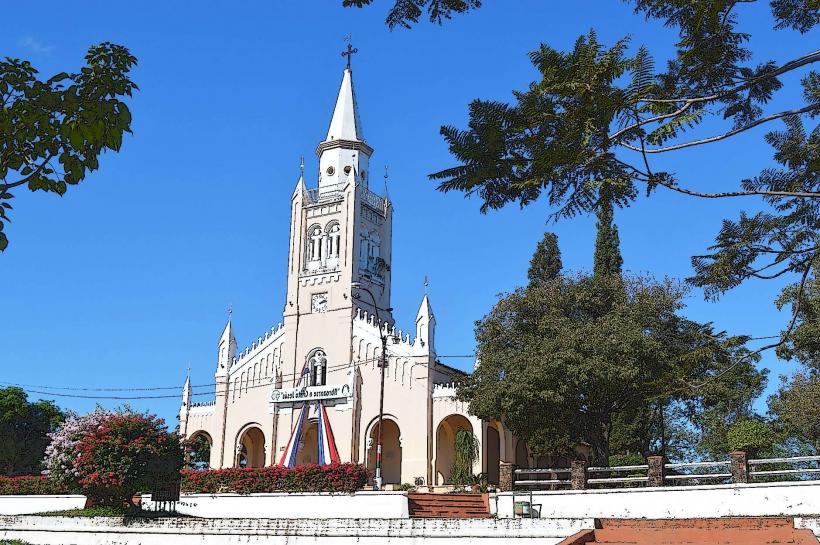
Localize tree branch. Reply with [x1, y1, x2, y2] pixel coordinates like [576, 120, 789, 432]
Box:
[630, 104, 820, 154]
[635, 175, 820, 199]
[638, 50, 820, 105]
[1, 152, 57, 191]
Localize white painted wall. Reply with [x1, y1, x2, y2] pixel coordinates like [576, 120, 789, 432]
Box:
[144, 491, 410, 519]
[0, 495, 85, 515]
[495, 481, 820, 519]
[0, 516, 592, 545]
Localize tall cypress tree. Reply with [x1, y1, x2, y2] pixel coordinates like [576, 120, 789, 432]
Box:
[528, 232, 562, 284]
[593, 195, 623, 279]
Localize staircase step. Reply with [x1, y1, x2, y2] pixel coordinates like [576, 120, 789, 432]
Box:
[584, 518, 819, 545]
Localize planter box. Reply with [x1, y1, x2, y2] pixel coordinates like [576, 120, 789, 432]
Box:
[0, 494, 85, 515]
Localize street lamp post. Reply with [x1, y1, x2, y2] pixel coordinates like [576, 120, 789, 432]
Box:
[351, 282, 389, 491]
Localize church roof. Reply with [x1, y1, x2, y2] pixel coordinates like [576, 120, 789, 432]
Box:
[325, 68, 363, 143]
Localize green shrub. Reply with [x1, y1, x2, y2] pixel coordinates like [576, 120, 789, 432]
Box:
[0, 476, 66, 495]
[181, 463, 367, 494]
[727, 419, 777, 457]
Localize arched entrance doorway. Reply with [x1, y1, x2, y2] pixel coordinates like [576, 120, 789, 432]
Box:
[435, 414, 474, 485]
[296, 419, 319, 466]
[367, 419, 402, 485]
[188, 431, 212, 470]
[236, 426, 265, 468]
[485, 425, 500, 485]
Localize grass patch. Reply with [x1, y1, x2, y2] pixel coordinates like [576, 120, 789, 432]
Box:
[35, 506, 185, 518]
[2, 540, 34, 545]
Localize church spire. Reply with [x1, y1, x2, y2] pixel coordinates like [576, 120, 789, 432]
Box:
[216, 312, 237, 376]
[324, 67, 363, 143]
[316, 51, 373, 191]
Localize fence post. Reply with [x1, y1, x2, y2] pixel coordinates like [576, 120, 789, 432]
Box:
[499, 462, 515, 492]
[730, 451, 748, 484]
[571, 459, 587, 490]
[647, 455, 665, 487]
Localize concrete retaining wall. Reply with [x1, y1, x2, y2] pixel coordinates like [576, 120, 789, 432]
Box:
[495, 480, 820, 519]
[0, 495, 85, 515]
[0, 516, 593, 545]
[144, 491, 410, 519]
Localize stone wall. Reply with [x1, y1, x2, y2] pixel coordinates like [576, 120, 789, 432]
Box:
[0, 516, 592, 545]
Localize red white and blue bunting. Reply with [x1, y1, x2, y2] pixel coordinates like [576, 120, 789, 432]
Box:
[317, 401, 340, 464]
[277, 401, 340, 467]
[278, 403, 308, 468]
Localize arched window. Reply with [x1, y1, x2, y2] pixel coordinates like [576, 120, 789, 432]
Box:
[307, 225, 323, 263]
[326, 223, 341, 259]
[309, 349, 328, 386]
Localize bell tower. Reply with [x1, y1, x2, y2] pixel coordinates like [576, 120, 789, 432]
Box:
[281, 57, 393, 389]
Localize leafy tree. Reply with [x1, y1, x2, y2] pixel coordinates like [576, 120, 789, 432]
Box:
[726, 418, 778, 457]
[423, 2, 817, 364]
[769, 371, 820, 452]
[0, 387, 64, 476]
[593, 196, 623, 279]
[449, 428, 479, 485]
[528, 232, 562, 283]
[45, 410, 183, 506]
[462, 216, 765, 463]
[461, 269, 761, 464]
[342, 0, 481, 29]
[0, 42, 137, 251]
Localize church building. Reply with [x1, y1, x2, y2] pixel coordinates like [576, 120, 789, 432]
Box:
[179, 59, 531, 487]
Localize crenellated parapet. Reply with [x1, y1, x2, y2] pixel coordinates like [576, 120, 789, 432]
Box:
[432, 382, 458, 399]
[230, 322, 286, 373]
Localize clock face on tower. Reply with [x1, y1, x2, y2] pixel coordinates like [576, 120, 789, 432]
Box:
[311, 293, 328, 313]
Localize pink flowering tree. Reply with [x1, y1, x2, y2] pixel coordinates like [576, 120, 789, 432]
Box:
[45, 410, 183, 506]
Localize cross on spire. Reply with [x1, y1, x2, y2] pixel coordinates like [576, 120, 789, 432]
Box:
[342, 41, 358, 70]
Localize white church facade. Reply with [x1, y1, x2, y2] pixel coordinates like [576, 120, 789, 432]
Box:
[178, 61, 532, 487]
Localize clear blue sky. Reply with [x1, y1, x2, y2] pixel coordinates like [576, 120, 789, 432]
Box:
[1, 1, 815, 426]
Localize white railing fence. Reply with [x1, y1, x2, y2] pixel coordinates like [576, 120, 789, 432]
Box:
[505, 453, 820, 491]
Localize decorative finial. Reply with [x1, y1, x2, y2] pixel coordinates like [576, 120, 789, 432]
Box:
[424, 275, 429, 295]
[342, 36, 358, 70]
[383, 165, 390, 198]
[227, 304, 233, 321]
[300, 155, 304, 177]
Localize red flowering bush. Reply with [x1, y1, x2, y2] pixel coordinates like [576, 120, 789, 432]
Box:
[182, 463, 367, 494]
[0, 476, 67, 495]
[46, 412, 183, 506]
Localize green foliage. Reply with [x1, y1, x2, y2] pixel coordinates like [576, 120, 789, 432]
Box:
[776, 275, 820, 371]
[35, 506, 181, 518]
[45, 412, 183, 506]
[528, 232, 562, 284]
[186, 435, 211, 470]
[342, 0, 481, 29]
[0, 42, 137, 251]
[726, 419, 778, 457]
[181, 464, 368, 494]
[769, 371, 820, 452]
[0, 387, 64, 476]
[426, 2, 818, 363]
[608, 452, 645, 468]
[593, 195, 623, 279]
[460, 270, 761, 465]
[449, 429, 479, 485]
